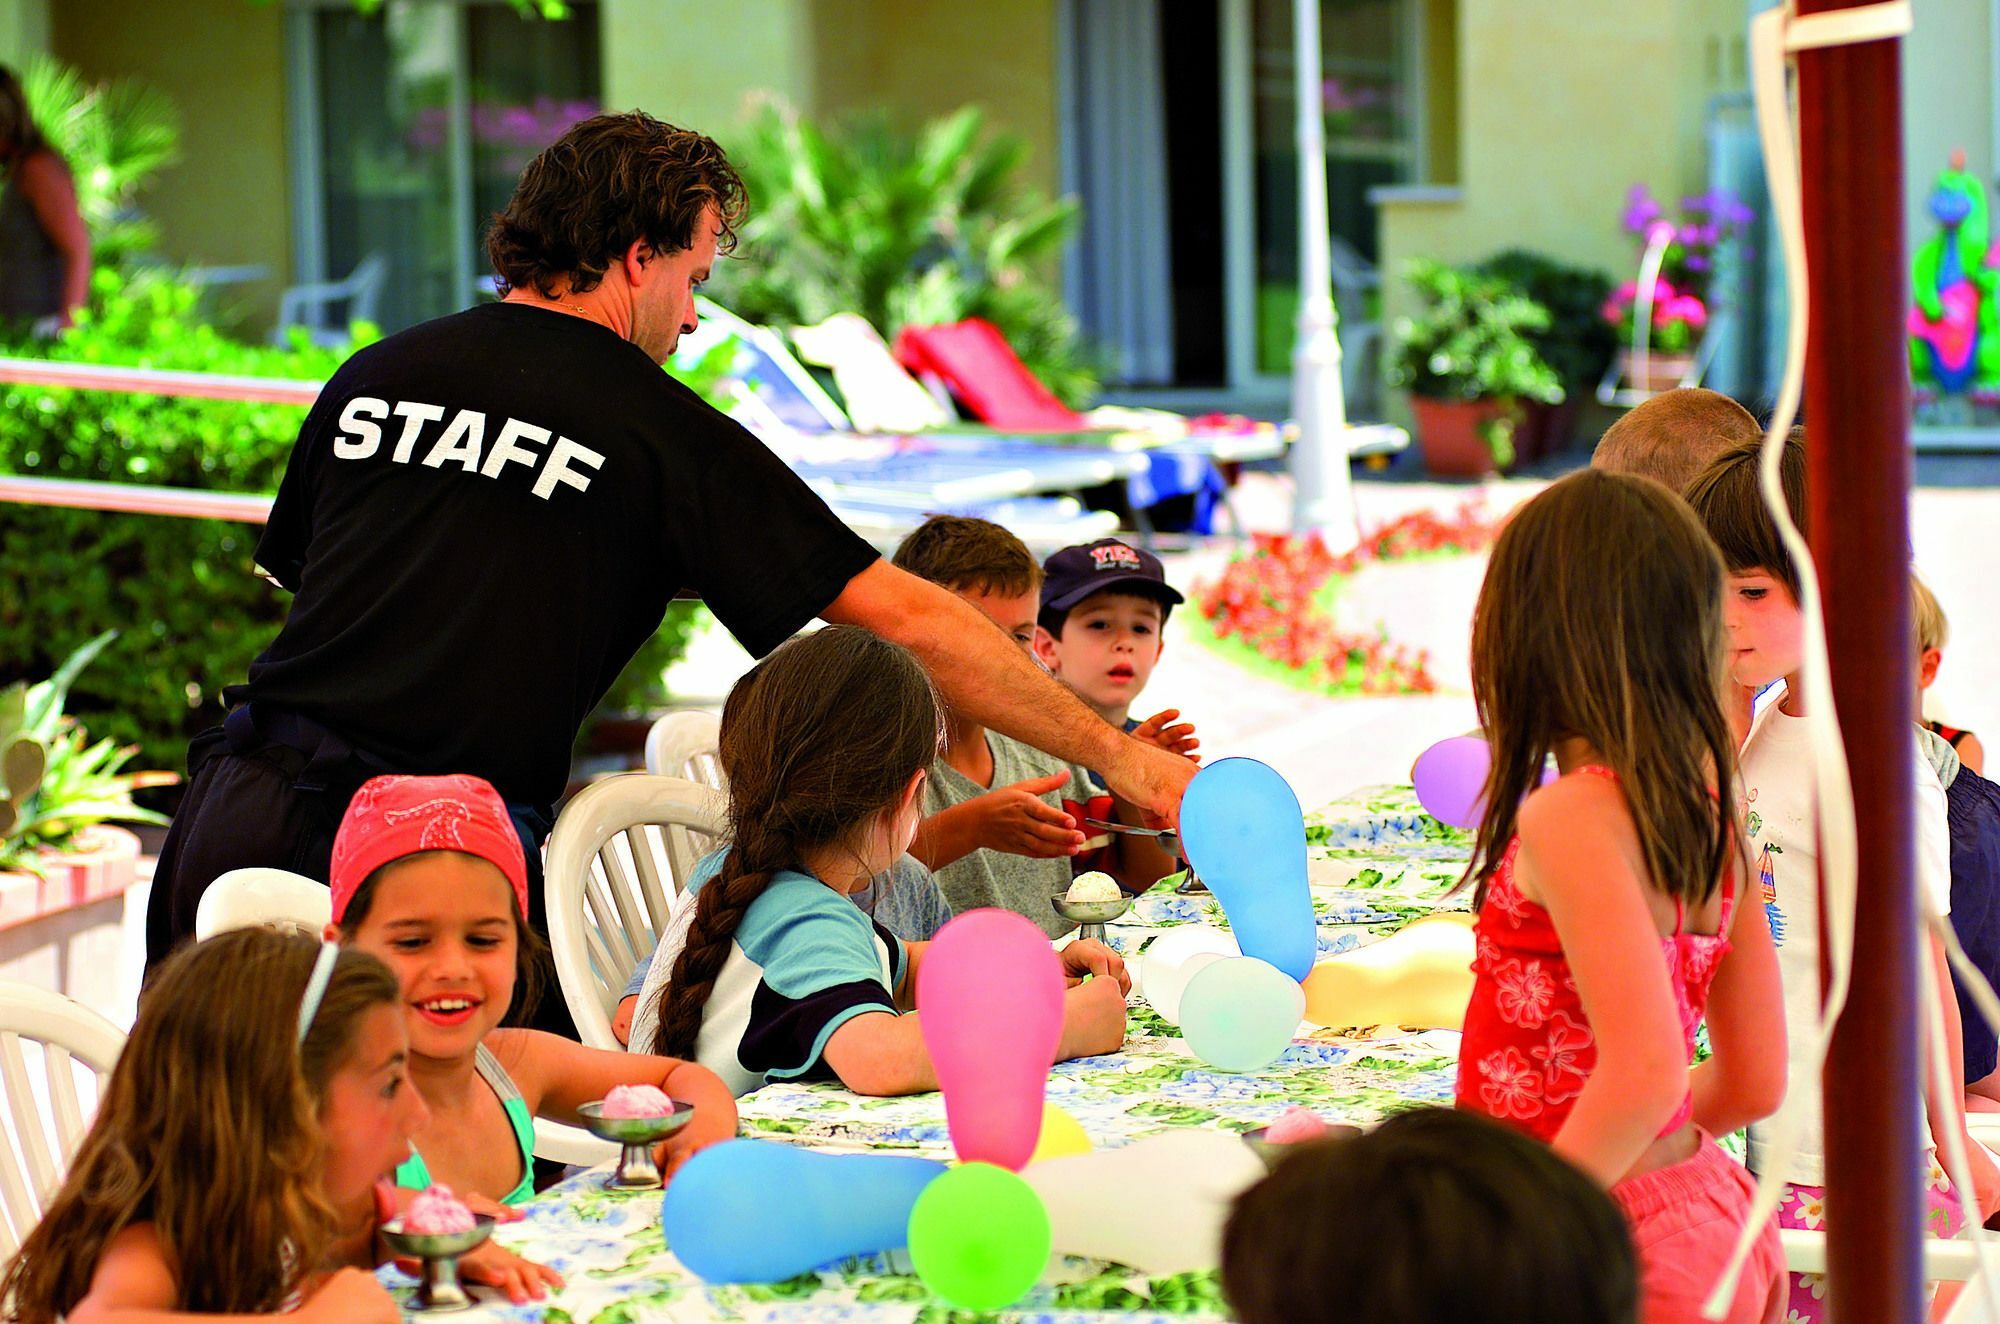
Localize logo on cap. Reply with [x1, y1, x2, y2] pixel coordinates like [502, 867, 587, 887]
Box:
[1090, 543, 1145, 572]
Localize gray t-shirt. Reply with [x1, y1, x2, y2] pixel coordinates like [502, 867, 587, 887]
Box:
[925, 731, 1097, 939]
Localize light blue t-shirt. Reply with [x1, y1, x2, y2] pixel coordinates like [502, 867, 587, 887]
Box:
[628, 851, 908, 1095]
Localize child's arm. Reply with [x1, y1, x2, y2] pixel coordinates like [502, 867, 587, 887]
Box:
[494, 1029, 739, 1176]
[67, 1225, 400, 1324]
[1688, 851, 1787, 1137]
[1923, 931, 2000, 1221]
[1962, 732, 1987, 778]
[826, 945, 1129, 1096]
[1519, 781, 1694, 1188]
[911, 773, 1085, 869]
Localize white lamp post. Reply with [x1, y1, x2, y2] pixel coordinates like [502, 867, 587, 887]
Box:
[1288, 0, 1361, 550]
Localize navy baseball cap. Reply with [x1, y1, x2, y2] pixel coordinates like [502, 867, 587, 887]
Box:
[1040, 538, 1185, 613]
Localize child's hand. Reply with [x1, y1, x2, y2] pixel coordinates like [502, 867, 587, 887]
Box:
[612, 994, 638, 1045]
[654, 1063, 740, 1178]
[298, 1267, 402, 1324]
[1060, 939, 1132, 995]
[1131, 708, 1200, 763]
[458, 1240, 564, 1304]
[966, 772, 1087, 858]
[1059, 974, 1130, 1059]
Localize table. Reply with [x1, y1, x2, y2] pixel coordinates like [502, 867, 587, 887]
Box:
[383, 786, 1470, 1322]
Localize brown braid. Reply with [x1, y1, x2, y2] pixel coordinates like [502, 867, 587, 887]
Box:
[646, 626, 943, 1060]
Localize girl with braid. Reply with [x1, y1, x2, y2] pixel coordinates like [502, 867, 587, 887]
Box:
[630, 626, 1131, 1095]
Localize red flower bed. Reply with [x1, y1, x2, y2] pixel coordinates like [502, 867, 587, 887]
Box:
[1194, 503, 1500, 695]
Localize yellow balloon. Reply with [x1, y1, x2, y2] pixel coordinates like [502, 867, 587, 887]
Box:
[1029, 1103, 1093, 1164]
[1302, 912, 1477, 1030]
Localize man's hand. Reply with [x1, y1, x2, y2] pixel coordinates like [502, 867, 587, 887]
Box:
[1100, 739, 1198, 829]
[1131, 708, 1200, 763]
[962, 772, 1086, 858]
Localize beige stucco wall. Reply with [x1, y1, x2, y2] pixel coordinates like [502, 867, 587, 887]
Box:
[52, 0, 291, 324]
[1903, 0, 1995, 253]
[601, 0, 819, 142]
[1377, 0, 1748, 418]
[0, 0, 51, 67]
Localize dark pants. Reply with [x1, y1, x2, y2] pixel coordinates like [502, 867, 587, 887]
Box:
[144, 730, 575, 1041]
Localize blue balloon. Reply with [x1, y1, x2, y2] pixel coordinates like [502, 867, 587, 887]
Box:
[1178, 758, 1316, 981]
[662, 1140, 945, 1282]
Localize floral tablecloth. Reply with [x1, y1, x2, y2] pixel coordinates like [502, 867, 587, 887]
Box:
[381, 787, 1471, 1322]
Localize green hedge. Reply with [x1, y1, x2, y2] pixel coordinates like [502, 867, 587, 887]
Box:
[0, 270, 701, 776]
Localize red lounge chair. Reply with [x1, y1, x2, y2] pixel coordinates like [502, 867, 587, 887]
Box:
[893, 318, 1091, 433]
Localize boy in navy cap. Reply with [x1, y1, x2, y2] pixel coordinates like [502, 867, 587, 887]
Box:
[1035, 539, 1199, 766]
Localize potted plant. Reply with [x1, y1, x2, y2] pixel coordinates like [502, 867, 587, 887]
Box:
[1389, 259, 1564, 477]
[1479, 250, 1616, 461]
[1604, 186, 1753, 394]
[0, 632, 169, 925]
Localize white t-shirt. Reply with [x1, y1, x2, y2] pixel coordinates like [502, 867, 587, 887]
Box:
[1740, 688, 1952, 1186]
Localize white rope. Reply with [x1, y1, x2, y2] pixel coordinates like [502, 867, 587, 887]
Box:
[1704, 2, 2000, 1320]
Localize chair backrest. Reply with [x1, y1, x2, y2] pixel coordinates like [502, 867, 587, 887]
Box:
[643, 709, 726, 792]
[274, 251, 389, 348]
[0, 984, 124, 1258]
[194, 867, 332, 940]
[545, 774, 728, 1049]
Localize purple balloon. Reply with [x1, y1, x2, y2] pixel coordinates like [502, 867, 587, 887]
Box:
[1412, 736, 1557, 828]
[1411, 736, 1493, 829]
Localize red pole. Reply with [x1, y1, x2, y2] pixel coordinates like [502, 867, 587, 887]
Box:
[1796, 2, 1920, 1320]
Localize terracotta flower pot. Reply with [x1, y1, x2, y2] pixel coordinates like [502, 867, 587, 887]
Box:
[0, 826, 142, 931]
[1408, 396, 1516, 478]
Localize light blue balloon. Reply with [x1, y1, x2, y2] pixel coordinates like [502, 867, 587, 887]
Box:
[1178, 757, 1316, 980]
[1179, 955, 1305, 1073]
[662, 1139, 946, 1282]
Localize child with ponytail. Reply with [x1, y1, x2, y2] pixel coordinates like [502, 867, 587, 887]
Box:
[1455, 469, 1789, 1323]
[2, 929, 425, 1322]
[630, 625, 1130, 1094]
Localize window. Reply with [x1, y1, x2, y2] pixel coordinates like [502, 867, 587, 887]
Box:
[286, 0, 601, 335]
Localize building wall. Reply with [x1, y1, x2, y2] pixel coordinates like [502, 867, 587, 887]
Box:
[601, 0, 818, 144]
[0, 0, 51, 67]
[806, 0, 1061, 197]
[1902, 0, 1995, 258]
[52, 0, 291, 321]
[1376, 0, 1747, 418]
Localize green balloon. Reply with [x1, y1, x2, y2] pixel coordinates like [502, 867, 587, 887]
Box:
[906, 1162, 1051, 1311]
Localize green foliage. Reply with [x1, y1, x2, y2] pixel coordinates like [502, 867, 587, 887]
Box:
[1477, 249, 1616, 394]
[18, 56, 180, 267]
[1387, 258, 1564, 407]
[0, 632, 166, 872]
[712, 103, 1102, 409]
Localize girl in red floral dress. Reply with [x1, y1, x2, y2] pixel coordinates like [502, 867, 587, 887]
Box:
[1454, 470, 1788, 1324]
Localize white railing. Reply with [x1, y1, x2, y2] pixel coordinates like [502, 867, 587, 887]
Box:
[0, 356, 321, 406]
[0, 474, 271, 523]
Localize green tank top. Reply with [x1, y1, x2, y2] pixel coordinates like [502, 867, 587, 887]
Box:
[396, 1043, 538, 1206]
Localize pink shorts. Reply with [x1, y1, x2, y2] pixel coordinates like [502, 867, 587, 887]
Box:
[1611, 1133, 1784, 1324]
[1775, 1162, 1967, 1324]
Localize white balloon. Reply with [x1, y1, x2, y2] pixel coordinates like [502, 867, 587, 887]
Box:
[1023, 1130, 1267, 1275]
[1139, 926, 1240, 1025]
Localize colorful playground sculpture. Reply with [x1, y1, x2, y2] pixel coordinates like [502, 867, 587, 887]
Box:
[1909, 150, 2000, 398]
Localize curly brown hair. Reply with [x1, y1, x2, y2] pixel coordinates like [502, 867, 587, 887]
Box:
[1, 930, 400, 1321]
[647, 626, 943, 1060]
[485, 110, 746, 299]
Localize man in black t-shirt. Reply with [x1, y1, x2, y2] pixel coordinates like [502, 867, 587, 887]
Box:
[144, 113, 1197, 1021]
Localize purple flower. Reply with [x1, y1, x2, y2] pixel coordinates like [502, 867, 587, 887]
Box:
[1622, 184, 1663, 235]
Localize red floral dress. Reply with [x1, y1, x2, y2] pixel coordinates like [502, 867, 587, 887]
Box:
[1456, 768, 1735, 1141]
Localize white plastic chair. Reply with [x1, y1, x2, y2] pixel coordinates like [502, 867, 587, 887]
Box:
[0, 983, 124, 1257]
[273, 252, 387, 348]
[194, 867, 332, 940]
[642, 709, 725, 792]
[545, 774, 728, 1050]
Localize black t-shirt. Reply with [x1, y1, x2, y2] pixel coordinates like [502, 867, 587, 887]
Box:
[235, 302, 878, 807]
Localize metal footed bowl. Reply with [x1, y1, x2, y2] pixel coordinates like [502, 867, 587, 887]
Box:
[382, 1214, 495, 1312]
[576, 1099, 696, 1189]
[1239, 1123, 1362, 1170]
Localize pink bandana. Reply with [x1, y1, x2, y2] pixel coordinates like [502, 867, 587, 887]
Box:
[329, 774, 529, 922]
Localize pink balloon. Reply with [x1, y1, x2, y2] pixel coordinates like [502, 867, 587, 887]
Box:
[917, 909, 1065, 1170]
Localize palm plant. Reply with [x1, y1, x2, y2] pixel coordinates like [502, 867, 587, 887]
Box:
[19, 55, 180, 266]
[714, 102, 1101, 407]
